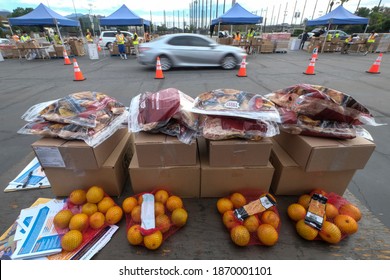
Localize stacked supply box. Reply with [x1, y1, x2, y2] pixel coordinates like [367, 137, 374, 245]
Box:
[270, 131, 376, 195]
[199, 137, 274, 197]
[32, 129, 131, 197]
[129, 132, 200, 198]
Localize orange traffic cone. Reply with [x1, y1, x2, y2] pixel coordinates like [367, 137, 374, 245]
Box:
[154, 57, 164, 79]
[73, 58, 86, 81]
[63, 49, 71, 65]
[236, 55, 247, 77]
[303, 57, 316, 75]
[366, 53, 382, 74]
[97, 44, 102, 52]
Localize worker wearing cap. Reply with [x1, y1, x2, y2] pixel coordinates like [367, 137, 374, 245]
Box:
[115, 29, 127, 59]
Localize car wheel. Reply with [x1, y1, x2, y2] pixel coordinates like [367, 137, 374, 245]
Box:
[106, 42, 112, 50]
[159, 55, 172, 71]
[221, 55, 238, 70]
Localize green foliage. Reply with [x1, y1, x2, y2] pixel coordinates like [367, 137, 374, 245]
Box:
[9, 7, 33, 18]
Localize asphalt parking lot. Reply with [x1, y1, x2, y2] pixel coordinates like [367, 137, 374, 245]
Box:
[0, 48, 389, 261]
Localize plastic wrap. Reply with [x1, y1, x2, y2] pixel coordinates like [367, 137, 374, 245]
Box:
[190, 89, 281, 123]
[200, 115, 279, 141]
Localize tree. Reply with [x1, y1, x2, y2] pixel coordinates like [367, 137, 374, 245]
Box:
[8, 7, 33, 18]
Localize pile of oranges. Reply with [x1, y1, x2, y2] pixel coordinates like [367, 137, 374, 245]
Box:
[217, 192, 280, 247]
[53, 186, 123, 252]
[287, 189, 362, 244]
[123, 189, 188, 250]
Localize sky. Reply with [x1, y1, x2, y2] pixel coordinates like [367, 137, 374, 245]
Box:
[0, 0, 388, 27]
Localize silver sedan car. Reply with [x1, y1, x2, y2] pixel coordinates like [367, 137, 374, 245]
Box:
[137, 33, 247, 71]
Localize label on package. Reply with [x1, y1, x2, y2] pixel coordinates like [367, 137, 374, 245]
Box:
[304, 193, 328, 230]
[234, 194, 276, 221]
[33, 147, 66, 168]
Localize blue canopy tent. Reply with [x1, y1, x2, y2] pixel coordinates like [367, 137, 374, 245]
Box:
[9, 3, 80, 45]
[99, 4, 150, 31]
[306, 5, 369, 53]
[306, 5, 369, 26]
[210, 3, 262, 37]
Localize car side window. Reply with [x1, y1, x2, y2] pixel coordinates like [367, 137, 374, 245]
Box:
[168, 37, 190, 46]
[189, 37, 210, 47]
[103, 32, 115, 37]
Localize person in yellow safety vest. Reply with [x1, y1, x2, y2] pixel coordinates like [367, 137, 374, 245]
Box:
[246, 28, 255, 54]
[86, 32, 93, 43]
[341, 35, 352, 54]
[333, 31, 340, 39]
[20, 32, 31, 42]
[364, 31, 379, 55]
[53, 32, 62, 45]
[326, 32, 332, 42]
[115, 29, 127, 59]
[132, 32, 139, 57]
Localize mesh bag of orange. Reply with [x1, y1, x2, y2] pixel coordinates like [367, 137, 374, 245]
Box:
[216, 191, 280, 247]
[287, 189, 362, 244]
[52, 186, 123, 255]
[123, 189, 188, 250]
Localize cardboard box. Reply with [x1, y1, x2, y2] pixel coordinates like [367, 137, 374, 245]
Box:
[129, 151, 200, 198]
[44, 132, 132, 197]
[133, 132, 197, 167]
[199, 138, 274, 197]
[32, 129, 128, 170]
[270, 140, 356, 196]
[208, 138, 272, 167]
[69, 40, 85, 56]
[273, 131, 376, 172]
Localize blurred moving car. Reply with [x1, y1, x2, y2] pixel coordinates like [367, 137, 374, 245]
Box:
[98, 31, 133, 48]
[309, 28, 349, 40]
[137, 33, 246, 71]
[0, 38, 12, 45]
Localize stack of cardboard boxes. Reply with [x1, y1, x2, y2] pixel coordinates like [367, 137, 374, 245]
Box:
[129, 132, 200, 198]
[270, 131, 376, 195]
[68, 38, 85, 56]
[32, 129, 132, 197]
[199, 137, 274, 197]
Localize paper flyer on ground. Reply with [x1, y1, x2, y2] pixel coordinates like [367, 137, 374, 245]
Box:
[11, 199, 65, 260]
[4, 157, 50, 192]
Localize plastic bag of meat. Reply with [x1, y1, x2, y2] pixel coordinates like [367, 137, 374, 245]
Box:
[190, 89, 281, 123]
[129, 88, 200, 136]
[18, 110, 127, 147]
[200, 115, 279, 141]
[21, 91, 126, 128]
[266, 84, 380, 126]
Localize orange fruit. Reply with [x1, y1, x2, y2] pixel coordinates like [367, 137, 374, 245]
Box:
[69, 213, 89, 232]
[257, 224, 278, 246]
[61, 230, 83, 252]
[216, 197, 233, 214]
[298, 194, 311, 209]
[53, 209, 73, 229]
[296, 219, 318, 241]
[166, 196, 183, 212]
[144, 230, 163, 250]
[230, 193, 247, 209]
[222, 210, 239, 229]
[105, 205, 123, 225]
[122, 197, 138, 214]
[230, 225, 250, 246]
[131, 205, 141, 223]
[334, 214, 358, 235]
[155, 214, 171, 233]
[154, 202, 166, 217]
[171, 208, 188, 227]
[81, 202, 98, 216]
[243, 215, 260, 233]
[127, 225, 144, 245]
[339, 203, 362, 222]
[86, 186, 105, 204]
[287, 203, 307, 222]
[319, 221, 342, 244]
[325, 203, 339, 220]
[89, 211, 106, 229]
[68, 189, 87, 205]
[98, 197, 116, 214]
[154, 190, 169, 204]
[260, 210, 280, 229]
[137, 195, 143, 205]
